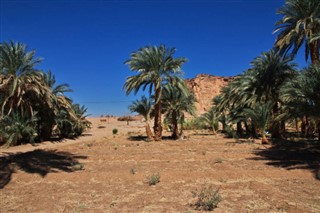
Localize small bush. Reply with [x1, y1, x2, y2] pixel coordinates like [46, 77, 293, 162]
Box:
[130, 168, 136, 175]
[192, 185, 222, 211]
[214, 157, 224, 164]
[112, 128, 118, 135]
[147, 173, 160, 185]
[183, 117, 206, 130]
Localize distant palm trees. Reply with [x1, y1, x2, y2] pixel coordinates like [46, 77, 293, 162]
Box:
[124, 45, 188, 141]
[0, 41, 90, 146]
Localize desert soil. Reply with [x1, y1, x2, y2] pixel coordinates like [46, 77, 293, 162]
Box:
[0, 117, 320, 213]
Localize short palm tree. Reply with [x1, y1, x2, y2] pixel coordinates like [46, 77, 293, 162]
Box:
[129, 95, 154, 141]
[161, 79, 196, 139]
[0, 111, 37, 147]
[243, 102, 273, 144]
[274, 0, 320, 64]
[201, 108, 219, 135]
[124, 45, 187, 140]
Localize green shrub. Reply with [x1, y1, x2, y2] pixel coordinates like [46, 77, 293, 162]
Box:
[183, 117, 206, 130]
[192, 185, 222, 211]
[147, 173, 160, 185]
[112, 128, 118, 135]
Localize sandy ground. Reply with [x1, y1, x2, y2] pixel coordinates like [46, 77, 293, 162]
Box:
[0, 117, 320, 212]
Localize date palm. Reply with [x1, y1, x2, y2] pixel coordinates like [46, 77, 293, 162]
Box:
[201, 108, 219, 135]
[36, 71, 73, 140]
[161, 79, 195, 139]
[243, 102, 272, 144]
[0, 41, 51, 117]
[274, 0, 320, 64]
[129, 95, 154, 141]
[280, 64, 320, 139]
[124, 45, 187, 140]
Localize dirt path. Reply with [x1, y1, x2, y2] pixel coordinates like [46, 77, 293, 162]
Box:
[1, 118, 320, 212]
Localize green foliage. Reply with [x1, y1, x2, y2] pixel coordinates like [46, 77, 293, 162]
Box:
[0, 112, 37, 147]
[183, 117, 206, 130]
[192, 185, 222, 211]
[201, 108, 219, 133]
[0, 41, 91, 146]
[274, 0, 320, 63]
[124, 44, 188, 140]
[161, 78, 196, 139]
[147, 173, 160, 186]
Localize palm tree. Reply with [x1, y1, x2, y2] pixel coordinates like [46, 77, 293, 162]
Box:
[201, 108, 219, 135]
[243, 102, 273, 144]
[0, 41, 51, 117]
[124, 45, 187, 140]
[129, 95, 154, 141]
[246, 50, 297, 138]
[280, 64, 320, 140]
[161, 79, 196, 139]
[35, 71, 74, 140]
[274, 0, 320, 64]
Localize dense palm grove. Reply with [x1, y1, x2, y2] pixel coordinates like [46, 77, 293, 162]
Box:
[1, 0, 319, 146]
[126, 0, 320, 142]
[0, 41, 91, 147]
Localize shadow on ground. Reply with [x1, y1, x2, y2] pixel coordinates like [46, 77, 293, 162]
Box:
[250, 140, 320, 179]
[0, 149, 87, 189]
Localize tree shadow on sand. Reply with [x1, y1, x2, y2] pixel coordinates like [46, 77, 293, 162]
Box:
[0, 149, 87, 189]
[249, 140, 320, 180]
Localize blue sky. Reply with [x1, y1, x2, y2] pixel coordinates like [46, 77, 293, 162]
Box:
[0, 0, 309, 116]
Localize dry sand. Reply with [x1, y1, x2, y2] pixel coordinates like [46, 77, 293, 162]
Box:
[0, 117, 319, 212]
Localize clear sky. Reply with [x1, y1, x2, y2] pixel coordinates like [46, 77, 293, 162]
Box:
[0, 0, 309, 116]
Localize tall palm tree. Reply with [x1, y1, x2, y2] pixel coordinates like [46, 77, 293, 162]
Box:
[129, 95, 154, 141]
[274, 0, 320, 64]
[124, 45, 187, 141]
[247, 50, 297, 138]
[161, 79, 196, 139]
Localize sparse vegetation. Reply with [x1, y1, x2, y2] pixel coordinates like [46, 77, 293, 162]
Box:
[191, 185, 222, 211]
[147, 173, 160, 185]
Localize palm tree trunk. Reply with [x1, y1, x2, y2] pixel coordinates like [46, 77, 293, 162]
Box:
[244, 121, 250, 135]
[261, 131, 269, 144]
[171, 111, 179, 140]
[153, 86, 162, 141]
[146, 121, 153, 141]
[310, 40, 319, 64]
[236, 122, 243, 135]
[295, 119, 299, 132]
[317, 120, 320, 142]
[271, 103, 281, 138]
